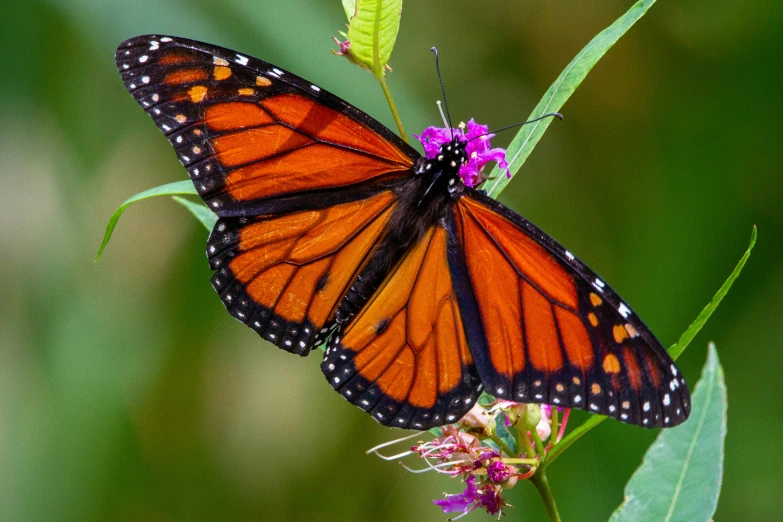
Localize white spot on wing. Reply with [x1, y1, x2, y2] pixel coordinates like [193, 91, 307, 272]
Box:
[235, 54, 249, 65]
[592, 278, 606, 292]
[565, 250, 575, 260]
[310, 84, 321, 92]
[139, 55, 148, 63]
[618, 303, 631, 318]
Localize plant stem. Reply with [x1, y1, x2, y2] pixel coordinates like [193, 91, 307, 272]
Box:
[370, 0, 408, 143]
[531, 468, 562, 522]
[375, 72, 408, 143]
[490, 434, 516, 458]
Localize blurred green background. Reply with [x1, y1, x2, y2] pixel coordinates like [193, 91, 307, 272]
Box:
[1, 0, 780, 520]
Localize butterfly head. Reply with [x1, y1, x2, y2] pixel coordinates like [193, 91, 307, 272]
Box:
[416, 138, 468, 193]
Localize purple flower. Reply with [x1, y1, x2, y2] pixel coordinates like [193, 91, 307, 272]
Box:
[477, 485, 505, 516]
[487, 460, 512, 483]
[433, 475, 480, 515]
[434, 475, 509, 518]
[414, 119, 510, 188]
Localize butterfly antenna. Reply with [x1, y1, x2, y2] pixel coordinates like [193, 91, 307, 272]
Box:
[431, 47, 454, 137]
[469, 112, 564, 142]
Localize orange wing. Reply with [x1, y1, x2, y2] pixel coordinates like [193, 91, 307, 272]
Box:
[451, 189, 690, 428]
[322, 225, 482, 429]
[116, 35, 416, 216]
[208, 190, 397, 355]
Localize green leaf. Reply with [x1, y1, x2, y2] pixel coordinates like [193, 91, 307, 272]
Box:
[341, 0, 357, 20]
[345, 0, 402, 72]
[544, 226, 755, 467]
[610, 343, 726, 522]
[494, 415, 518, 455]
[94, 180, 199, 261]
[485, 0, 658, 198]
[172, 196, 218, 231]
[668, 225, 756, 360]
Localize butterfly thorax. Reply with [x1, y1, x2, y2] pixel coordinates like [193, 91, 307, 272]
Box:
[334, 139, 468, 326]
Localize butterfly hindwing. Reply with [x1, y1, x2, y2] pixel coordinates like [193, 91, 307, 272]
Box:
[322, 223, 482, 429]
[207, 188, 399, 355]
[450, 189, 690, 428]
[115, 35, 417, 217]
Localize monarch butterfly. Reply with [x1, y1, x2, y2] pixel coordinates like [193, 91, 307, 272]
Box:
[116, 35, 690, 430]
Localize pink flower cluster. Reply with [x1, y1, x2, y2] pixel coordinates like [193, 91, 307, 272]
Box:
[414, 119, 510, 188]
[368, 399, 571, 520]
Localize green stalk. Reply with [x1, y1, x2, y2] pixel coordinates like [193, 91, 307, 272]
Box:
[371, 1, 408, 142]
[490, 434, 516, 458]
[531, 468, 562, 522]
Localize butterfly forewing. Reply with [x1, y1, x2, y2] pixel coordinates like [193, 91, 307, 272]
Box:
[450, 189, 690, 427]
[115, 35, 416, 216]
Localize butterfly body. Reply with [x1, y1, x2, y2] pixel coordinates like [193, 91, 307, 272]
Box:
[116, 35, 690, 430]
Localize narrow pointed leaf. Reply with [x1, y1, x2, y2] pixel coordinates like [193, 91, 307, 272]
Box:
[95, 180, 198, 261]
[345, 0, 402, 71]
[610, 343, 726, 522]
[172, 196, 218, 231]
[485, 0, 658, 198]
[668, 225, 756, 360]
[544, 226, 755, 466]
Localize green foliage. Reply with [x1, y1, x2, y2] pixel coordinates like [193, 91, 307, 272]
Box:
[610, 343, 726, 522]
[544, 226, 755, 468]
[172, 196, 218, 231]
[669, 226, 757, 360]
[345, 0, 402, 72]
[485, 0, 660, 198]
[94, 180, 198, 261]
[341, 0, 357, 20]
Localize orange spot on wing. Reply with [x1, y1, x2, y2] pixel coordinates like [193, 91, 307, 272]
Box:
[256, 76, 272, 86]
[625, 323, 639, 338]
[622, 346, 642, 391]
[213, 124, 313, 167]
[237, 88, 255, 96]
[188, 85, 208, 103]
[591, 383, 601, 395]
[213, 66, 232, 80]
[589, 292, 602, 307]
[164, 68, 208, 85]
[602, 354, 620, 374]
[523, 281, 563, 372]
[588, 312, 599, 327]
[554, 307, 594, 370]
[205, 102, 273, 131]
[613, 324, 629, 343]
